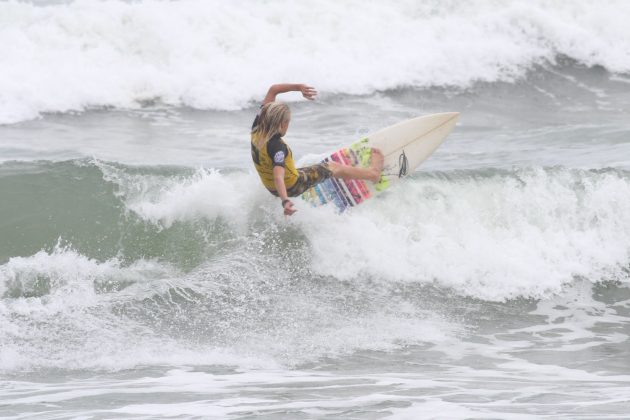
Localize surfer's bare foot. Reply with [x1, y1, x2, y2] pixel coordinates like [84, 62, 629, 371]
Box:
[326, 149, 384, 182]
[369, 148, 384, 182]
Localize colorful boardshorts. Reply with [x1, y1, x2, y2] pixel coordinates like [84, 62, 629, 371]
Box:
[270, 163, 333, 197]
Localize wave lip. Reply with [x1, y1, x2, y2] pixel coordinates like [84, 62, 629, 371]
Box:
[2, 0, 630, 124]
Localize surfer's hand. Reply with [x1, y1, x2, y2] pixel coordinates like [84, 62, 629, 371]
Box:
[283, 200, 297, 216]
[299, 85, 317, 100]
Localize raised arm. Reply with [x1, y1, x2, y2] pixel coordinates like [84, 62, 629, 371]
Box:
[263, 84, 318, 104]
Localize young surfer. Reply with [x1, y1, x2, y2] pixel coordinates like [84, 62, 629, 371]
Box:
[251, 83, 384, 216]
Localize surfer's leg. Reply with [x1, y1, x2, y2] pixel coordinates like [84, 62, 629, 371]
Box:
[286, 164, 333, 196]
[328, 148, 384, 183]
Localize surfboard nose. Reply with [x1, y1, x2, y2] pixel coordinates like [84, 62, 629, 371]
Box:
[443, 111, 460, 120]
[440, 112, 460, 126]
[425, 111, 460, 123]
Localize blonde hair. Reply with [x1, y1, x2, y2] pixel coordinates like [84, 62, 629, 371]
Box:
[252, 101, 291, 149]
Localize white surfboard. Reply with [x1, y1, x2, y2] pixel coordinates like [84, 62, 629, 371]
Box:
[301, 112, 459, 211]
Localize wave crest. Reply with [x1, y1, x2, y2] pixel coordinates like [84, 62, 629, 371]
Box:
[1, 0, 630, 123]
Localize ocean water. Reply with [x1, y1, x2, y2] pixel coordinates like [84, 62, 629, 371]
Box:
[1, 1, 630, 418]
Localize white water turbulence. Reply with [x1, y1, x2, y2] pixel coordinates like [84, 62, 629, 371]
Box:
[100, 162, 630, 301]
[2, 0, 630, 419]
[1, 0, 630, 123]
[303, 168, 630, 300]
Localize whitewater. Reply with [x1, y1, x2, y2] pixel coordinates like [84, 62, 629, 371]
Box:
[2, 0, 630, 124]
[2, 1, 630, 419]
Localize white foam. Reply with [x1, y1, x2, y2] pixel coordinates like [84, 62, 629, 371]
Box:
[300, 168, 630, 300]
[95, 160, 268, 229]
[0, 245, 199, 371]
[1, 0, 630, 124]
[97, 162, 630, 301]
[0, 244, 208, 370]
[0, 243, 169, 302]
[0, 239, 458, 372]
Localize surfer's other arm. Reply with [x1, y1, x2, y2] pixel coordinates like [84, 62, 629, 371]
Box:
[273, 166, 297, 216]
[263, 84, 317, 104]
